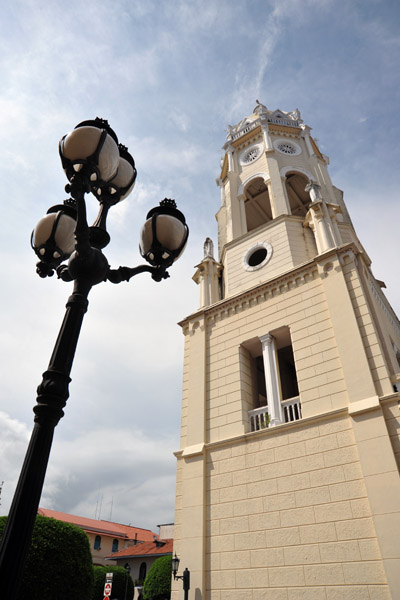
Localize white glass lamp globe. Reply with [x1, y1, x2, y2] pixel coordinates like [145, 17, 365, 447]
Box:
[59, 119, 120, 183]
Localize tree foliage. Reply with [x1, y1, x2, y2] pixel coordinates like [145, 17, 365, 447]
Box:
[92, 565, 134, 600]
[143, 555, 172, 600]
[0, 514, 93, 600]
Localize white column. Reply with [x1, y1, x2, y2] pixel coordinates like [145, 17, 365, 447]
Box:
[314, 210, 335, 251]
[301, 125, 314, 157]
[227, 146, 234, 172]
[197, 267, 209, 307]
[328, 204, 343, 246]
[266, 179, 279, 219]
[216, 178, 226, 207]
[259, 333, 283, 427]
[261, 124, 272, 150]
[280, 176, 292, 215]
[238, 194, 247, 235]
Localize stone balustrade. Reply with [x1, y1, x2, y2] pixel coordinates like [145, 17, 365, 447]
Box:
[249, 396, 302, 431]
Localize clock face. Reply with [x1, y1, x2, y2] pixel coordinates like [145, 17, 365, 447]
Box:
[240, 144, 263, 166]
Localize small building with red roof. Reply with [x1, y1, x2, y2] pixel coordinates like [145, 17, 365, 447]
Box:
[38, 507, 157, 566]
[105, 537, 173, 598]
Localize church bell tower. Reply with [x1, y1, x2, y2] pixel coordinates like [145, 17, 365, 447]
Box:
[172, 102, 400, 599]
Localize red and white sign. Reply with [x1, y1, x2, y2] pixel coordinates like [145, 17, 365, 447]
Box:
[103, 573, 113, 600]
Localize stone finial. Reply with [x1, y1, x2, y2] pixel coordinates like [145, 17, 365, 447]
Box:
[254, 99, 268, 115]
[288, 108, 301, 121]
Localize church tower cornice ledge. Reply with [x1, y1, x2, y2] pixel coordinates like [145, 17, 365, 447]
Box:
[268, 123, 302, 137]
[178, 243, 362, 329]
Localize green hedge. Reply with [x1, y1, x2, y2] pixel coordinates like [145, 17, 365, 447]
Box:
[92, 565, 134, 600]
[0, 514, 93, 600]
[143, 555, 172, 600]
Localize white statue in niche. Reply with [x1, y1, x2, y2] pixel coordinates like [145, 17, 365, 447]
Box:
[305, 181, 323, 203]
[203, 237, 214, 259]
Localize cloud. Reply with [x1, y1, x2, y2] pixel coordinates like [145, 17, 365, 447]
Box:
[0, 410, 178, 530]
[0, 0, 399, 534]
[41, 426, 178, 530]
[0, 412, 30, 514]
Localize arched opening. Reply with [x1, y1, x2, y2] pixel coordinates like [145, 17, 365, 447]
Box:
[284, 172, 310, 217]
[112, 538, 119, 552]
[139, 562, 147, 582]
[94, 535, 101, 550]
[244, 177, 272, 232]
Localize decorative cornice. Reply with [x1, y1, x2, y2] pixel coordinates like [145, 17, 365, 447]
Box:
[205, 265, 320, 326]
[178, 242, 360, 329]
[268, 123, 301, 136]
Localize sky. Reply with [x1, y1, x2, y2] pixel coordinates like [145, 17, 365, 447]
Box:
[0, 0, 399, 532]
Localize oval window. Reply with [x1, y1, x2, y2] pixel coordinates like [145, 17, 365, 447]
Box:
[248, 247, 267, 267]
[243, 242, 273, 272]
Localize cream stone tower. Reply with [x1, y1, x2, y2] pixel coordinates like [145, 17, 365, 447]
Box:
[172, 102, 400, 599]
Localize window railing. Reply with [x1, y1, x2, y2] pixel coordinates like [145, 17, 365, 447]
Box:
[249, 405, 270, 431]
[231, 120, 259, 141]
[282, 396, 302, 423]
[249, 396, 302, 431]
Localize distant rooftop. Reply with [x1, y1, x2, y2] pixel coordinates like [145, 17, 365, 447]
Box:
[106, 538, 173, 559]
[38, 508, 157, 541]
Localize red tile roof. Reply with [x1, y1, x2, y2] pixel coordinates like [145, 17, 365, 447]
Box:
[106, 538, 173, 559]
[38, 508, 157, 541]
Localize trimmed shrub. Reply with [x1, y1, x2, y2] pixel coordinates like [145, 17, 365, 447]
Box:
[0, 514, 93, 600]
[92, 565, 134, 600]
[143, 555, 172, 600]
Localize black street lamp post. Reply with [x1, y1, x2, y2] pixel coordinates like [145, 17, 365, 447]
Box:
[172, 553, 190, 600]
[0, 118, 189, 599]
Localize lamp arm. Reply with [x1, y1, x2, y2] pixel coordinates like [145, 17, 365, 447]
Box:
[106, 264, 170, 283]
